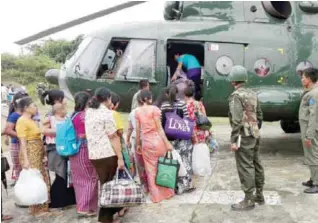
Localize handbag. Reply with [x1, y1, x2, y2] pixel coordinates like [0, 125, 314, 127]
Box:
[1, 156, 10, 173]
[156, 152, 179, 189]
[164, 107, 195, 140]
[99, 167, 145, 208]
[194, 101, 212, 130]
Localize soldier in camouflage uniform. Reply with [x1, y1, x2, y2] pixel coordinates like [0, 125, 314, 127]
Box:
[299, 68, 318, 193]
[228, 65, 265, 211]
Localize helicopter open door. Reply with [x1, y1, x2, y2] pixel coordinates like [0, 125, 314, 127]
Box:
[203, 42, 245, 116]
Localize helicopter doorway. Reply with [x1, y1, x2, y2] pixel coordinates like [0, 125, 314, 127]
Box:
[166, 40, 205, 90]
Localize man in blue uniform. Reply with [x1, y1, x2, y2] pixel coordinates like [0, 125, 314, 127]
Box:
[171, 53, 201, 100]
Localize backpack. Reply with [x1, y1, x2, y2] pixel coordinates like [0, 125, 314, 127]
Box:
[55, 113, 81, 157]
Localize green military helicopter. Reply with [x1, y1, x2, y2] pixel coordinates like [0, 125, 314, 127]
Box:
[15, 1, 318, 133]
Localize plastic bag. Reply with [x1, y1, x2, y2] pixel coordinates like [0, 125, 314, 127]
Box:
[14, 169, 48, 206]
[171, 150, 187, 177]
[192, 143, 212, 176]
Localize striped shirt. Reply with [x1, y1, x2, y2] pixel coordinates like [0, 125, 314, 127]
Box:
[160, 100, 189, 140]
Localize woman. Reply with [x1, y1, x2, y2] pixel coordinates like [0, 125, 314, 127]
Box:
[85, 87, 125, 223]
[1, 92, 26, 186]
[184, 82, 208, 145]
[69, 92, 98, 217]
[153, 87, 169, 108]
[126, 94, 148, 192]
[41, 90, 76, 209]
[160, 86, 195, 194]
[16, 97, 51, 217]
[135, 90, 175, 203]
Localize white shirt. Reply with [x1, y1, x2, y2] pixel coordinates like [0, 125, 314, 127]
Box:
[131, 90, 140, 111]
[128, 108, 138, 138]
[85, 104, 117, 160]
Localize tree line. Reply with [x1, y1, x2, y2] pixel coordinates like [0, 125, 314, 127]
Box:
[1, 35, 84, 94]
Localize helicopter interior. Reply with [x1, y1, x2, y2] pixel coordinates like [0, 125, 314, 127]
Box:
[166, 40, 204, 87]
[97, 39, 129, 79]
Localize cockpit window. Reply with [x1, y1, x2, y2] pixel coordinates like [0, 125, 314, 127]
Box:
[97, 39, 129, 79]
[116, 39, 156, 81]
[64, 36, 92, 68]
[97, 39, 156, 82]
[73, 37, 106, 79]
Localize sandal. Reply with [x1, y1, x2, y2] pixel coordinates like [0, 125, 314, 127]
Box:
[1, 215, 13, 221]
[184, 187, 196, 193]
[86, 212, 97, 217]
[118, 207, 129, 217]
[77, 212, 97, 218]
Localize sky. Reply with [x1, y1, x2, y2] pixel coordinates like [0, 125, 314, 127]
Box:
[0, 0, 164, 55]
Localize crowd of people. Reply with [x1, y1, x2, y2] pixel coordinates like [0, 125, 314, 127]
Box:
[1, 64, 317, 222]
[1, 78, 214, 223]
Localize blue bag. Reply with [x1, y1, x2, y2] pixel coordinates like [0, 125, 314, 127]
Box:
[55, 113, 81, 157]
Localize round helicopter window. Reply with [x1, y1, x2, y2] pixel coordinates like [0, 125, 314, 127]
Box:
[215, 56, 234, 76]
[254, 58, 271, 77]
[296, 61, 313, 76]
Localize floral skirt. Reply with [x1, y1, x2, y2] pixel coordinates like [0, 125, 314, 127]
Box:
[19, 139, 50, 215]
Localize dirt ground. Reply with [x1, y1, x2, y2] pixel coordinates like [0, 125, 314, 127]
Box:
[1, 104, 317, 223]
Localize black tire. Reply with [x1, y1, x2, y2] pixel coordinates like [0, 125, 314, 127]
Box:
[280, 120, 300, 133]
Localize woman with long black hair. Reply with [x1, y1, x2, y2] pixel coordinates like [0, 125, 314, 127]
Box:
[41, 90, 76, 210]
[69, 92, 98, 217]
[2, 92, 27, 187]
[160, 86, 196, 195]
[85, 87, 125, 223]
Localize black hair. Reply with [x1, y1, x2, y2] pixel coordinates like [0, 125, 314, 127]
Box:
[88, 87, 111, 109]
[74, 91, 91, 112]
[8, 91, 28, 115]
[184, 80, 197, 98]
[168, 85, 178, 105]
[40, 89, 64, 106]
[139, 80, 149, 90]
[18, 97, 34, 112]
[303, 68, 318, 83]
[139, 89, 152, 105]
[111, 92, 120, 107]
[153, 87, 169, 108]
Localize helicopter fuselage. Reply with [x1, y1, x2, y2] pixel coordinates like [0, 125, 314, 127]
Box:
[50, 1, 317, 126]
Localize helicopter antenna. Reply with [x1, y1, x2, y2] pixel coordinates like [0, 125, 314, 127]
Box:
[15, 1, 146, 45]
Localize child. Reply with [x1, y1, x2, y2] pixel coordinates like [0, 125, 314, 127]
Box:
[206, 130, 219, 154]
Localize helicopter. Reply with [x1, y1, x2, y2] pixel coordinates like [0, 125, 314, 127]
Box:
[15, 1, 318, 134]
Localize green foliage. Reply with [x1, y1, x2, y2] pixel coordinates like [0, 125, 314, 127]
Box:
[1, 53, 60, 85]
[1, 35, 84, 96]
[26, 35, 84, 63]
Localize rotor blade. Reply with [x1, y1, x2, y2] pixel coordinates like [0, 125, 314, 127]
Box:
[15, 1, 146, 45]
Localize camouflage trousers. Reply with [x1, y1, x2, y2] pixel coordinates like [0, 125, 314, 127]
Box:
[310, 166, 318, 185]
[235, 138, 265, 199]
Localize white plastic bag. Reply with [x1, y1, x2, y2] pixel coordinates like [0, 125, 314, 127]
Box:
[171, 150, 187, 177]
[192, 143, 212, 176]
[14, 169, 48, 206]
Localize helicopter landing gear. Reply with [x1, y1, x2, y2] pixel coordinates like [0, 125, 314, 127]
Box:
[280, 120, 300, 133]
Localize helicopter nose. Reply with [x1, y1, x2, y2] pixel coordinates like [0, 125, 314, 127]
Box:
[45, 69, 59, 85]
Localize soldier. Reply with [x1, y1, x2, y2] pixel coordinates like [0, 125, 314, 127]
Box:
[299, 68, 318, 193]
[228, 65, 265, 211]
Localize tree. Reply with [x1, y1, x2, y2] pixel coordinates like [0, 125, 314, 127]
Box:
[26, 34, 84, 63]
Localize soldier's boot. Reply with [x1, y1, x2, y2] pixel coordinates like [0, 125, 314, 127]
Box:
[231, 198, 255, 211]
[304, 185, 318, 194]
[253, 188, 265, 205]
[302, 179, 313, 187]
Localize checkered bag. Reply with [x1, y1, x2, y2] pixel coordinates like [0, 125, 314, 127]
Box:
[99, 167, 145, 208]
